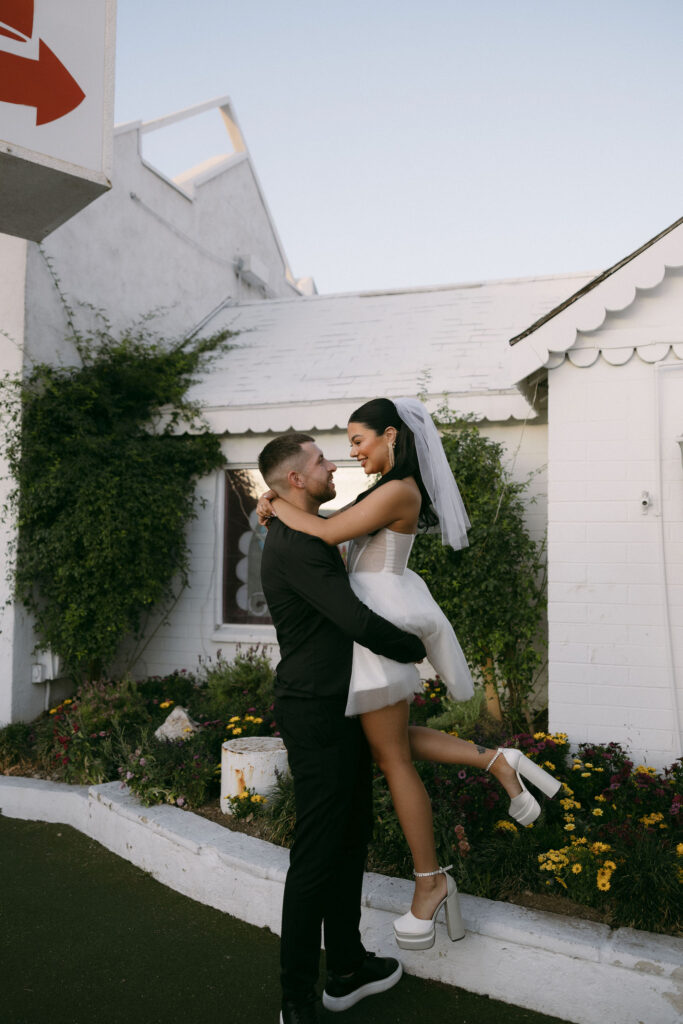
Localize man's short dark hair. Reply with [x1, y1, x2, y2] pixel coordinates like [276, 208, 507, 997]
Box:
[258, 432, 314, 486]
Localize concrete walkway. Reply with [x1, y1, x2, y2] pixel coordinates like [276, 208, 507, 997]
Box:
[1, 776, 681, 1024]
[1, 815, 569, 1024]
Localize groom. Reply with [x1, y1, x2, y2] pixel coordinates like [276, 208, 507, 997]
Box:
[258, 433, 426, 1024]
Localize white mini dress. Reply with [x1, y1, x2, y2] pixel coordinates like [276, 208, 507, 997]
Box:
[345, 527, 474, 717]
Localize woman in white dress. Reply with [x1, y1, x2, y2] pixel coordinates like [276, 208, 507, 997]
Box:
[257, 398, 560, 950]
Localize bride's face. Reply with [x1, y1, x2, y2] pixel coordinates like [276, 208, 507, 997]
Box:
[347, 421, 395, 476]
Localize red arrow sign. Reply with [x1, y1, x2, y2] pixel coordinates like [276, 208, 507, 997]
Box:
[0, 0, 34, 42]
[0, 37, 85, 124]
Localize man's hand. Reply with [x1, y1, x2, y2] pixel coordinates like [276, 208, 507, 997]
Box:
[256, 489, 279, 526]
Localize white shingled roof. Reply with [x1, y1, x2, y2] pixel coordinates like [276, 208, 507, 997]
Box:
[189, 272, 593, 433]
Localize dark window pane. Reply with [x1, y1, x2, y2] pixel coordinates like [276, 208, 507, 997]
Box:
[223, 469, 271, 625]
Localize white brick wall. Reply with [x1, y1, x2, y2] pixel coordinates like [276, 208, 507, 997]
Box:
[547, 352, 683, 769]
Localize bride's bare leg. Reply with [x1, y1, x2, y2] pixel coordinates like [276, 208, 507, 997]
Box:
[408, 726, 523, 799]
[360, 701, 447, 919]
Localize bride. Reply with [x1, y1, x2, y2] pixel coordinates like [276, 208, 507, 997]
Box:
[257, 397, 560, 950]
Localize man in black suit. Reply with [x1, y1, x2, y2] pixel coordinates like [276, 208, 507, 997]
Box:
[258, 433, 426, 1024]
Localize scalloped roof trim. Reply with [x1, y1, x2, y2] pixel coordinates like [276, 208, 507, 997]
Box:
[545, 341, 683, 370]
[509, 217, 683, 382]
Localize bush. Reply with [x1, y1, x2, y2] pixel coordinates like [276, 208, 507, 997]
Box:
[409, 411, 547, 731]
[201, 646, 275, 722]
[0, 313, 235, 681]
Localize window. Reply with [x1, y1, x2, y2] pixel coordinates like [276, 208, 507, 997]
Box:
[222, 466, 368, 625]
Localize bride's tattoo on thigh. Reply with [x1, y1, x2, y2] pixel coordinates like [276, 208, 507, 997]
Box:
[476, 745, 486, 754]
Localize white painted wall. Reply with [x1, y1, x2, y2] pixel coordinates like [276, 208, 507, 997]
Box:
[23, 121, 300, 371]
[547, 352, 683, 768]
[0, 235, 28, 725]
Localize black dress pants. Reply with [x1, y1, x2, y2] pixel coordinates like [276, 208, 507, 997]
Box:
[274, 695, 373, 1003]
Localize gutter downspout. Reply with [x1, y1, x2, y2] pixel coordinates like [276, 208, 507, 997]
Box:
[654, 362, 683, 759]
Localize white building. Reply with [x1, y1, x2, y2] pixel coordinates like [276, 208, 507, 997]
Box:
[0, 97, 307, 723]
[509, 218, 683, 768]
[2, 97, 681, 769]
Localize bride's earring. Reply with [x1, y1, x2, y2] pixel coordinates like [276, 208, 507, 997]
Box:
[387, 439, 395, 470]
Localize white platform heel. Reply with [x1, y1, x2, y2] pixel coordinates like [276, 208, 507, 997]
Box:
[393, 865, 465, 950]
[487, 747, 561, 826]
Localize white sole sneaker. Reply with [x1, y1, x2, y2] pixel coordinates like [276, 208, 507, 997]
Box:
[322, 959, 403, 1012]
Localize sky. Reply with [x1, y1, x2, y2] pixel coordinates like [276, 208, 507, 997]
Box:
[114, 0, 683, 296]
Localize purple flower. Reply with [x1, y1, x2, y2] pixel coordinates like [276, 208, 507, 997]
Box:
[139, 757, 147, 766]
[458, 770, 467, 780]
[176, 796, 185, 807]
[125, 771, 133, 780]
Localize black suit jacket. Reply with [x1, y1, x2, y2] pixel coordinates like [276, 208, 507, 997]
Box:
[261, 519, 426, 700]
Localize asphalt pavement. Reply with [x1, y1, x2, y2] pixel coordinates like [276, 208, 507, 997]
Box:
[0, 815, 571, 1024]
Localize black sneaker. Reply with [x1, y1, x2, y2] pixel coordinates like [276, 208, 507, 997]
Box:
[280, 993, 319, 1023]
[322, 951, 403, 1012]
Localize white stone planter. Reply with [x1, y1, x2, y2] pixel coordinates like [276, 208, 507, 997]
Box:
[220, 736, 289, 815]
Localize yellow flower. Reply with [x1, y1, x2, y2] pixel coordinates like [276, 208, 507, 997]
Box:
[676, 843, 683, 857]
[570, 836, 588, 846]
[49, 708, 57, 715]
[63, 699, 73, 705]
[159, 700, 174, 709]
[640, 812, 664, 827]
[232, 727, 242, 735]
[238, 791, 250, 800]
[594, 767, 604, 772]
[597, 875, 611, 892]
[564, 823, 576, 831]
[534, 732, 546, 740]
[581, 772, 591, 778]
[182, 727, 192, 733]
[253, 717, 263, 724]
[635, 764, 656, 775]
[584, 763, 593, 769]
[595, 795, 606, 803]
[495, 820, 518, 833]
[572, 863, 582, 874]
[603, 860, 616, 871]
[592, 809, 604, 817]
[591, 841, 611, 854]
[229, 715, 240, 722]
[561, 783, 574, 795]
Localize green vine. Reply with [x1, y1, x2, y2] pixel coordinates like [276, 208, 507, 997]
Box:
[0, 311, 235, 681]
[409, 408, 547, 731]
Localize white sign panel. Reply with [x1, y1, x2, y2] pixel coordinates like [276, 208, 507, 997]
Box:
[0, 0, 116, 240]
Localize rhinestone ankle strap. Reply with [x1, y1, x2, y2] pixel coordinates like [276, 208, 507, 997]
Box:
[413, 864, 453, 877]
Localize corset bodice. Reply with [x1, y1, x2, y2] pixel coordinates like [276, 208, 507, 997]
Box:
[347, 528, 415, 575]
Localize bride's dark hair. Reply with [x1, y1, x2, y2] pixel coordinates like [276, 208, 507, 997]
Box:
[348, 398, 438, 531]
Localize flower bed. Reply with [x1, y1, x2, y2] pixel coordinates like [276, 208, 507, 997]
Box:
[0, 656, 680, 936]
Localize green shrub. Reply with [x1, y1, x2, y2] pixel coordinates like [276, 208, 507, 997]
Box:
[201, 646, 275, 721]
[0, 722, 35, 768]
[0, 312, 234, 681]
[409, 411, 547, 731]
[119, 725, 223, 808]
[262, 770, 297, 848]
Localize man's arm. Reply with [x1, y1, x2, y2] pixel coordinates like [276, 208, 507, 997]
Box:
[289, 534, 426, 663]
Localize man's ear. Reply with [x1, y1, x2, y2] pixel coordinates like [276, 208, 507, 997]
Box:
[287, 468, 306, 491]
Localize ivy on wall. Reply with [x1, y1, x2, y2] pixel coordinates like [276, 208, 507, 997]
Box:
[0, 313, 235, 681]
[409, 409, 547, 730]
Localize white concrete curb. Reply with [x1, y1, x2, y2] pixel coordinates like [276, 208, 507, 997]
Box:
[1, 775, 681, 1024]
